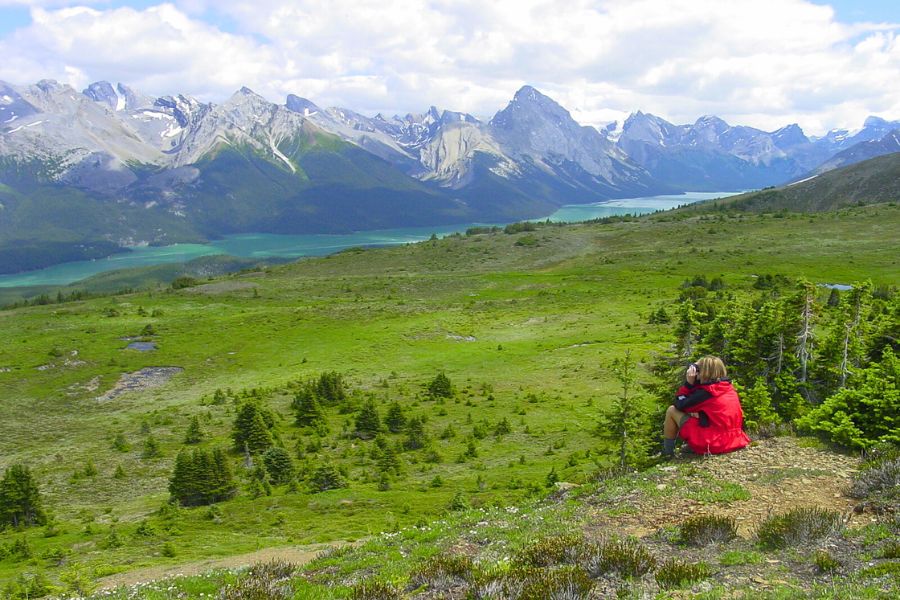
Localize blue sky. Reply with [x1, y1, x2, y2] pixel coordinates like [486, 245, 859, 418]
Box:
[1, 1, 899, 134]
[824, 0, 900, 23]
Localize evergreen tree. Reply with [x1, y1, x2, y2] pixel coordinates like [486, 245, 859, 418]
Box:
[376, 442, 401, 476]
[674, 299, 704, 359]
[595, 350, 655, 469]
[262, 447, 295, 485]
[112, 432, 131, 452]
[315, 371, 347, 405]
[797, 346, 899, 449]
[291, 387, 326, 428]
[384, 401, 407, 433]
[354, 399, 382, 439]
[169, 448, 236, 506]
[142, 435, 162, 459]
[403, 416, 429, 450]
[168, 450, 199, 507]
[248, 464, 272, 498]
[697, 300, 738, 360]
[209, 448, 237, 502]
[838, 282, 873, 387]
[310, 464, 346, 492]
[648, 306, 671, 325]
[427, 372, 453, 399]
[232, 403, 273, 454]
[546, 467, 559, 488]
[736, 377, 779, 430]
[788, 281, 817, 395]
[183, 416, 204, 444]
[0, 464, 47, 528]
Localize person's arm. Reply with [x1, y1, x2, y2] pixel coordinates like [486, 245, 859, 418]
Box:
[675, 387, 712, 411]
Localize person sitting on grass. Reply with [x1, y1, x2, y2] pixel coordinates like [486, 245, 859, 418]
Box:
[662, 356, 751, 456]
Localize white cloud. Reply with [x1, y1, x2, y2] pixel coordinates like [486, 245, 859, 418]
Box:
[0, 0, 898, 134]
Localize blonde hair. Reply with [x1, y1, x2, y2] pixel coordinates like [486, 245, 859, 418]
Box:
[697, 356, 727, 383]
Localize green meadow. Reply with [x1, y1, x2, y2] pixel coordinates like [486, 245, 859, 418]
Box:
[0, 203, 897, 587]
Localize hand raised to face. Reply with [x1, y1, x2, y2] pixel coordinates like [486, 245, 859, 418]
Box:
[686, 364, 698, 384]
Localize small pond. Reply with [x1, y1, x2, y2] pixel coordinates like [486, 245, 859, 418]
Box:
[126, 341, 157, 352]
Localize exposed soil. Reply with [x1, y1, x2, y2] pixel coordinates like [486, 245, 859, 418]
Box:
[186, 281, 258, 295]
[96, 367, 184, 402]
[586, 437, 860, 538]
[96, 542, 348, 591]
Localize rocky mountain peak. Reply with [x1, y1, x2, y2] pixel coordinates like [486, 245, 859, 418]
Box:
[154, 94, 208, 128]
[512, 85, 545, 103]
[490, 85, 573, 132]
[83, 81, 118, 109]
[621, 111, 676, 144]
[0, 83, 39, 128]
[863, 115, 890, 128]
[694, 115, 729, 131]
[772, 123, 809, 149]
[116, 83, 152, 110]
[440, 110, 478, 125]
[83, 80, 152, 111]
[35, 79, 65, 93]
[285, 94, 322, 116]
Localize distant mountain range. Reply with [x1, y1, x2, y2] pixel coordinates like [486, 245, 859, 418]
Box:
[1, 78, 898, 273]
[691, 150, 900, 214]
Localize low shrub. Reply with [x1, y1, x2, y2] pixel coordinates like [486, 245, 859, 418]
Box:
[654, 559, 711, 589]
[447, 491, 470, 512]
[247, 559, 296, 581]
[408, 553, 475, 591]
[849, 444, 900, 503]
[581, 538, 656, 578]
[516, 566, 594, 600]
[220, 562, 294, 600]
[878, 541, 900, 559]
[814, 550, 841, 573]
[513, 534, 588, 568]
[679, 514, 738, 546]
[756, 508, 844, 549]
[718, 550, 764, 566]
[349, 578, 403, 600]
[856, 561, 900, 580]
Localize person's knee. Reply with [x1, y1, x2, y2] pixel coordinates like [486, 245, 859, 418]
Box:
[666, 405, 678, 417]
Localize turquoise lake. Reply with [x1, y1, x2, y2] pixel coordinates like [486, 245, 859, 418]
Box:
[0, 191, 738, 288]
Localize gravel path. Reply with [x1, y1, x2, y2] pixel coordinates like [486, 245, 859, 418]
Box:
[96, 542, 349, 591]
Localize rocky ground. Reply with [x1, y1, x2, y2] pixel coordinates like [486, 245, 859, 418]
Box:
[587, 436, 859, 537]
[96, 367, 184, 402]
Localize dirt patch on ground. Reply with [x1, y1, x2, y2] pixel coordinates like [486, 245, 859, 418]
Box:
[96, 367, 184, 402]
[186, 281, 258, 295]
[587, 437, 859, 538]
[96, 542, 349, 591]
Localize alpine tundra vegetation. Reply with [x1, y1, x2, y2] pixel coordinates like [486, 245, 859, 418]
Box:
[0, 193, 897, 598]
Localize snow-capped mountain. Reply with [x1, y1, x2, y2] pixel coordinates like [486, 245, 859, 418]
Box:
[608, 110, 898, 190]
[0, 77, 896, 274]
[811, 128, 900, 175]
[486, 86, 659, 199]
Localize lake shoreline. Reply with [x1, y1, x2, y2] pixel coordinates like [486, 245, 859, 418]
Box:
[1, 191, 740, 289]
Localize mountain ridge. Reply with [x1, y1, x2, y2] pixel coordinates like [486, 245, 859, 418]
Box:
[2, 78, 899, 274]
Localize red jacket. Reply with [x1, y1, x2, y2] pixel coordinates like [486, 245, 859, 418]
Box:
[677, 380, 751, 455]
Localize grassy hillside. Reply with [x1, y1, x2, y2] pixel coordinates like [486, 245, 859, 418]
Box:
[676, 151, 900, 213]
[0, 204, 897, 594]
